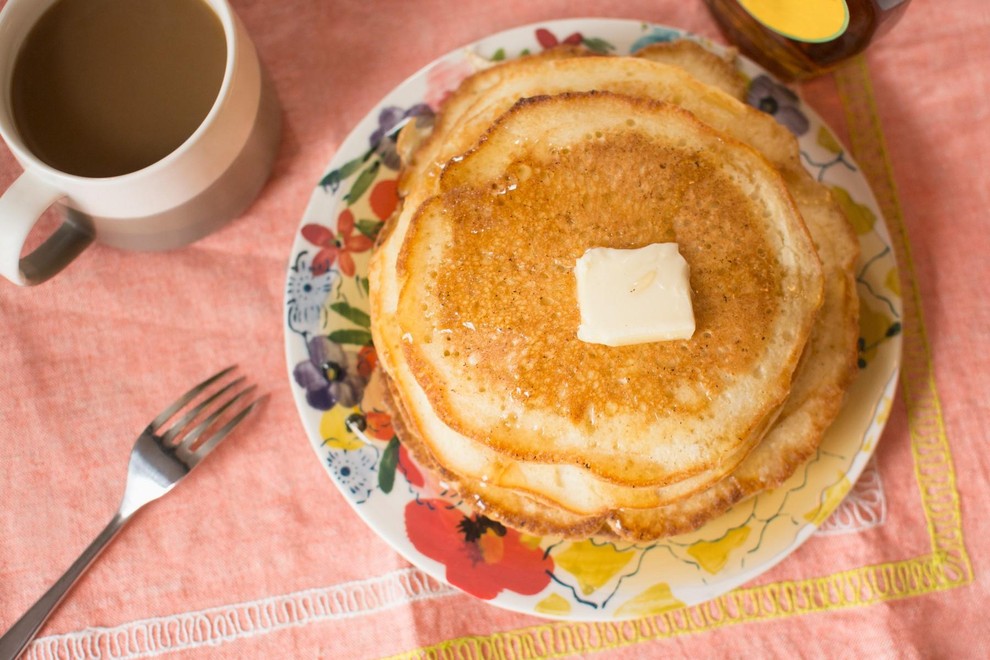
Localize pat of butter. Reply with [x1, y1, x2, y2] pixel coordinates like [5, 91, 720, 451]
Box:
[574, 243, 695, 346]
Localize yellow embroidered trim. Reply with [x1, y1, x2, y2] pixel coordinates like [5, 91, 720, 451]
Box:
[384, 557, 962, 660]
[834, 56, 972, 586]
[385, 55, 969, 660]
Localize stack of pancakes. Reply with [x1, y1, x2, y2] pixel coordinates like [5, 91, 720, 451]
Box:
[368, 41, 860, 541]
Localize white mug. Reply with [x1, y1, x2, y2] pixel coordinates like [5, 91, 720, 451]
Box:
[0, 0, 281, 286]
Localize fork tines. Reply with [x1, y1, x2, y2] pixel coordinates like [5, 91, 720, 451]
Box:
[150, 365, 264, 465]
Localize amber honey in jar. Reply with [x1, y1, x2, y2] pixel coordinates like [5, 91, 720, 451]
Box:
[703, 0, 912, 81]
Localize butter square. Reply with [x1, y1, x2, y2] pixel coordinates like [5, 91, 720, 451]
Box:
[574, 243, 695, 346]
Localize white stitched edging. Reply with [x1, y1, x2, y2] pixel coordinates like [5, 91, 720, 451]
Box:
[816, 456, 888, 536]
[25, 568, 455, 660]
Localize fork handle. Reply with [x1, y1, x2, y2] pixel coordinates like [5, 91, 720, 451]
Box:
[0, 512, 128, 660]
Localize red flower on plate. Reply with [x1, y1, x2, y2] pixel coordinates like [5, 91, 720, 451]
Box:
[405, 498, 553, 600]
[301, 209, 373, 277]
[364, 410, 394, 441]
[356, 345, 378, 380]
[397, 443, 424, 488]
[369, 179, 399, 221]
[535, 28, 583, 49]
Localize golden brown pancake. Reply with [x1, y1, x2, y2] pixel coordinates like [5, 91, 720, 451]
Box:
[369, 42, 858, 540]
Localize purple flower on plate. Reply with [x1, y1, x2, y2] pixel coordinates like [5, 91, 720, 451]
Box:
[747, 74, 809, 136]
[370, 104, 434, 170]
[294, 336, 365, 410]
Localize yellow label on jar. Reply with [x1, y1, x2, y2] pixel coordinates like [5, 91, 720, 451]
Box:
[739, 0, 850, 43]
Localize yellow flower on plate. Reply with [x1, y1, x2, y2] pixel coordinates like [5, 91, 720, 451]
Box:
[885, 267, 901, 297]
[805, 473, 852, 526]
[615, 582, 685, 618]
[831, 185, 876, 235]
[817, 126, 844, 154]
[688, 526, 751, 574]
[319, 405, 365, 451]
[554, 540, 635, 595]
[535, 593, 572, 616]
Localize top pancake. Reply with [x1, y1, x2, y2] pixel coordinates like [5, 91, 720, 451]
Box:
[391, 91, 824, 486]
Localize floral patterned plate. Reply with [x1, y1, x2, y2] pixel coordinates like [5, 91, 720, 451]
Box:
[284, 18, 902, 620]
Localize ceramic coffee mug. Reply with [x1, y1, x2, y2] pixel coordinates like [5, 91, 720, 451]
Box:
[0, 0, 281, 286]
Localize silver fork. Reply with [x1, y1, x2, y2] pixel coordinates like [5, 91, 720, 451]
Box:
[0, 366, 264, 660]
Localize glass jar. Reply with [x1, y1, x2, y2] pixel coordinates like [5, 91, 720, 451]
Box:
[703, 0, 912, 81]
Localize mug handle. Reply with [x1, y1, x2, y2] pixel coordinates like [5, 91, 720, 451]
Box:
[0, 171, 94, 286]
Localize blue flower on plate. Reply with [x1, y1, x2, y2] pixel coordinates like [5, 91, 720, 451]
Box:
[327, 443, 380, 503]
[294, 336, 365, 410]
[370, 103, 434, 170]
[747, 74, 810, 136]
[286, 252, 335, 333]
[630, 27, 682, 54]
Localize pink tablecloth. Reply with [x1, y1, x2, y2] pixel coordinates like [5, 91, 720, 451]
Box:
[2, 1, 989, 657]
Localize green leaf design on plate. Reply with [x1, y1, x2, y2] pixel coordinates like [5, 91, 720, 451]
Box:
[330, 301, 371, 328]
[356, 218, 384, 240]
[328, 328, 373, 346]
[320, 148, 373, 192]
[379, 437, 400, 493]
[582, 36, 615, 54]
[344, 161, 381, 205]
[491, 47, 506, 61]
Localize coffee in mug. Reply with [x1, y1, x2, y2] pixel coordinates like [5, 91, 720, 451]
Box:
[12, 0, 227, 179]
